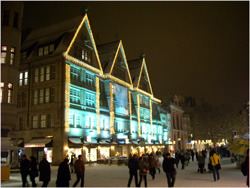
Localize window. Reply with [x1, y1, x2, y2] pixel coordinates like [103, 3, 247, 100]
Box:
[19, 71, 28, 86]
[1, 46, 7, 64]
[86, 93, 94, 107]
[69, 114, 74, 127]
[75, 115, 81, 128]
[10, 47, 15, 65]
[50, 66, 56, 80]
[19, 117, 25, 130]
[8, 83, 13, 104]
[38, 44, 54, 56]
[1, 82, 4, 103]
[13, 12, 19, 28]
[3, 10, 10, 26]
[39, 89, 44, 104]
[86, 72, 93, 86]
[46, 66, 50, 81]
[40, 67, 44, 82]
[70, 88, 80, 104]
[33, 90, 38, 105]
[40, 115, 46, 128]
[47, 114, 54, 128]
[100, 119, 104, 130]
[86, 116, 91, 129]
[32, 116, 38, 128]
[45, 88, 50, 103]
[50, 88, 55, 103]
[17, 92, 26, 107]
[35, 69, 39, 83]
[71, 67, 80, 82]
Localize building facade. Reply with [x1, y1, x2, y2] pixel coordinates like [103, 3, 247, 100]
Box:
[1, 1, 23, 167]
[9, 14, 169, 165]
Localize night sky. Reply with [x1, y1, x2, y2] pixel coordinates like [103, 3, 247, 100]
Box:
[22, 1, 249, 112]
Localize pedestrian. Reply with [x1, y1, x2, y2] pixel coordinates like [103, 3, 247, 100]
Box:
[127, 154, 139, 187]
[138, 155, 149, 187]
[191, 150, 194, 162]
[195, 151, 198, 161]
[39, 154, 51, 187]
[73, 155, 85, 187]
[209, 149, 220, 181]
[180, 153, 185, 170]
[29, 156, 38, 187]
[155, 155, 162, 174]
[148, 153, 157, 180]
[197, 152, 205, 173]
[175, 152, 180, 169]
[70, 154, 76, 173]
[56, 158, 71, 187]
[20, 154, 30, 187]
[163, 153, 176, 187]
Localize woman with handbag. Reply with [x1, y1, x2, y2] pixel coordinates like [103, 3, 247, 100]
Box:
[138, 155, 149, 187]
[209, 150, 221, 181]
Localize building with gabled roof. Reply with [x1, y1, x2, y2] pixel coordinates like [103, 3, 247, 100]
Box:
[9, 13, 169, 165]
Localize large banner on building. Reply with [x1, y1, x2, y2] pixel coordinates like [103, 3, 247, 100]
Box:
[114, 83, 129, 116]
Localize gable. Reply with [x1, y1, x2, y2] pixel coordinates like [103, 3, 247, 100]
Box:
[64, 14, 102, 73]
[110, 42, 132, 85]
[137, 59, 153, 95]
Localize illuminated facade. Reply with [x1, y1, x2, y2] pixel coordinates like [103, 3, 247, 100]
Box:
[9, 14, 169, 165]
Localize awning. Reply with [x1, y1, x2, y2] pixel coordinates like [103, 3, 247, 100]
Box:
[132, 141, 139, 145]
[24, 138, 52, 148]
[69, 137, 82, 144]
[99, 139, 111, 144]
[68, 137, 83, 148]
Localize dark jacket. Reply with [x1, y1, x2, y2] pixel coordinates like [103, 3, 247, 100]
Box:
[163, 157, 176, 173]
[20, 158, 30, 174]
[39, 158, 51, 182]
[197, 154, 205, 164]
[74, 159, 85, 173]
[180, 155, 185, 163]
[148, 157, 157, 168]
[138, 159, 149, 175]
[56, 160, 71, 187]
[29, 158, 38, 178]
[128, 157, 138, 173]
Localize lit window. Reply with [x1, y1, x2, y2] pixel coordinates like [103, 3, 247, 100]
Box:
[69, 114, 74, 127]
[33, 90, 38, 105]
[10, 47, 15, 65]
[86, 72, 93, 86]
[35, 69, 39, 82]
[100, 118, 104, 130]
[24, 71, 28, 85]
[41, 115, 46, 128]
[86, 93, 94, 107]
[45, 88, 50, 103]
[81, 49, 85, 60]
[19, 73, 23, 86]
[32, 116, 38, 128]
[46, 66, 50, 81]
[86, 116, 91, 129]
[39, 89, 44, 104]
[70, 88, 80, 104]
[40, 67, 44, 82]
[75, 115, 80, 128]
[85, 51, 88, 61]
[1, 82, 4, 103]
[8, 83, 13, 104]
[71, 67, 80, 82]
[19, 71, 28, 86]
[1, 46, 7, 64]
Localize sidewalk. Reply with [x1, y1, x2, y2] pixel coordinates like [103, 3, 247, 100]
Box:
[1, 157, 247, 187]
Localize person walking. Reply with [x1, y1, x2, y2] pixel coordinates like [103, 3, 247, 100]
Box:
[20, 154, 30, 187]
[209, 149, 220, 181]
[163, 153, 176, 187]
[191, 150, 194, 162]
[138, 156, 149, 187]
[56, 158, 71, 187]
[155, 155, 162, 174]
[180, 153, 185, 170]
[29, 156, 38, 187]
[39, 154, 51, 187]
[175, 152, 180, 169]
[72, 155, 85, 187]
[70, 154, 76, 173]
[127, 154, 139, 187]
[197, 152, 205, 173]
[148, 154, 157, 180]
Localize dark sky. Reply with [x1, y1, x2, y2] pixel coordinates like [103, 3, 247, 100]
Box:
[22, 1, 249, 112]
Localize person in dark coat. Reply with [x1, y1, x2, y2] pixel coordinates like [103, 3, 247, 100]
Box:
[29, 156, 38, 187]
[163, 153, 176, 187]
[175, 152, 180, 169]
[148, 154, 157, 180]
[191, 150, 194, 162]
[20, 154, 30, 187]
[56, 158, 71, 187]
[127, 154, 139, 187]
[197, 152, 205, 173]
[180, 153, 185, 170]
[72, 155, 85, 187]
[39, 154, 51, 187]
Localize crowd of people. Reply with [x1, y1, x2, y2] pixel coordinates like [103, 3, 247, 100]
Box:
[19, 148, 249, 187]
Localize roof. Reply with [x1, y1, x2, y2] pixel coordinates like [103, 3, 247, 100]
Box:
[127, 58, 143, 87]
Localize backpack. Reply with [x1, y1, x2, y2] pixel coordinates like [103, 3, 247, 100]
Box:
[241, 161, 247, 176]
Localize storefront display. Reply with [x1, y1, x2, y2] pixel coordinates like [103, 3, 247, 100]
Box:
[99, 147, 110, 158]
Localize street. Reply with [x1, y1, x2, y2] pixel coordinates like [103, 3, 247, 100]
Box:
[1, 157, 247, 187]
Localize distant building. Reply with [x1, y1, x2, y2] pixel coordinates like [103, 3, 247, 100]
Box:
[9, 14, 169, 165]
[1, 1, 24, 167]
